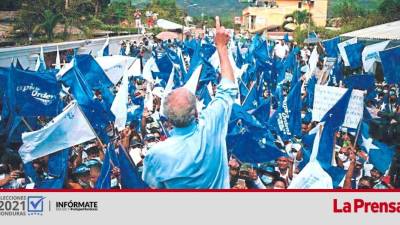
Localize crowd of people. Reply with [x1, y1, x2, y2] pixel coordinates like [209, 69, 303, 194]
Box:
[0, 16, 399, 190]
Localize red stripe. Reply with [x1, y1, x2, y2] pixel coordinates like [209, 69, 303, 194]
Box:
[0, 189, 400, 193]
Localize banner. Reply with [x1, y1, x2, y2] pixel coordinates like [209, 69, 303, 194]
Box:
[312, 85, 364, 129]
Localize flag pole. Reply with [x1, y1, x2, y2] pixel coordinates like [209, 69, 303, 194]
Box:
[75, 102, 105, 148]
[353, 121, 362, 148]
[21, 117, 34, 132]
[241, 82, 255, 106]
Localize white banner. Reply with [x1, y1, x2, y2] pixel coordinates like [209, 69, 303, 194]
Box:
[312, 85, 364, 129]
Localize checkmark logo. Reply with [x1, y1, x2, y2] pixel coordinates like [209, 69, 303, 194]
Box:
[27, 196, 45, 213]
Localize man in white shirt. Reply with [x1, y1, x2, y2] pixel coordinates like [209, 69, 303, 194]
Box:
[273, 40, 289, 60]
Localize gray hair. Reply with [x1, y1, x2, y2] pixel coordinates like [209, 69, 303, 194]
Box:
[163, 88, 197, 128]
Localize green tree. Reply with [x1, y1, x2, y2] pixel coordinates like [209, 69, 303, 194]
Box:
[33, 9, 63, 40]
[378, 0, 400, 22]
[15, 0, 65, 39]
[0, 0, 22, 10]
[292, 10, 311, 26]
[146, 0, 183, 24]
[332, 0, 365, 22]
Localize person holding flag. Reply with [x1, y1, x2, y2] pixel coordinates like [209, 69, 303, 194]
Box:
[141, 16, 238, 189]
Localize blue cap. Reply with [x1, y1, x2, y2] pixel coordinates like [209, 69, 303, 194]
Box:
[73, 165, 90, 175]
[84, 159, 102, 168]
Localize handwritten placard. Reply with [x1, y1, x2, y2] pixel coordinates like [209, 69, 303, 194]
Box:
[312, 85, 364, 129]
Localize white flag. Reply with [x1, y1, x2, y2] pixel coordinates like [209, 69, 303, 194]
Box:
[142, 57, 159, 83]
[97, 36, 109, 57]
[288, 124, 333, 189]
[126, 57, 142, 77]
[18, 101, 96, 163]
[183, 64, 203, 94]
[55, 45, 61, 70]
[111, 61, 130, 131]
[95, 55, 135, 84]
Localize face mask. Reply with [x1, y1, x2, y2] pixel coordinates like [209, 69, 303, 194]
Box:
[78, 179, 89, 189]
[338, 153, 348, 161]
[111, 178, 119, 188]
[260, 175, 273, 185]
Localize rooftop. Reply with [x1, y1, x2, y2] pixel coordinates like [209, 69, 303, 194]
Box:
[340, 20, 400, 41]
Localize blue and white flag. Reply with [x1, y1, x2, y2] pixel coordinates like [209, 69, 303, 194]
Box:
[269, 80, 302, 141]
[362, 40, 390, 73]
[379, 46, 400, 84]
[337, 38, 357, 67]
[344, 42, 364, 69]
[18, 101, 96, 163]
[34, 46, 46, 71]
[358, 122, 394, 174]
[98, 36, 110, 57]
[8, 66, 61, 116]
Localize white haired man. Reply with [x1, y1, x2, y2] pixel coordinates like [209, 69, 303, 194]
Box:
[141, 16, 237, 189]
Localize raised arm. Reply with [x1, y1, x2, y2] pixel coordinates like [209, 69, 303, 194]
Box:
[215, 16, 234, 83]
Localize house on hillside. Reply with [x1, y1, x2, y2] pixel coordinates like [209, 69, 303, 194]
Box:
[241, 0, 330, 33]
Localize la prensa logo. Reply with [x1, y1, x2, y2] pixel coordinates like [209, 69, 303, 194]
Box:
[27, 196, 45, 215]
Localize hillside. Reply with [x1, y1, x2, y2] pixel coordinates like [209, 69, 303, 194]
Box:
[112, 0, 383, 18]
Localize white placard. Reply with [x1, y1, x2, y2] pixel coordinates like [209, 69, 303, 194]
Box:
[312, 85, 364, 129]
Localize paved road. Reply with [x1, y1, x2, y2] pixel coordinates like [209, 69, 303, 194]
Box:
[0, 34, 144, 69]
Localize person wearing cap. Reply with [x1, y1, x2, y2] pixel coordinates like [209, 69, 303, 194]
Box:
[141, 17, 238, 189]
[84, 159, 102, 188]
[68, 164, 91, 189]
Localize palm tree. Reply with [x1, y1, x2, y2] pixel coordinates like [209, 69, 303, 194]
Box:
[33, 9, 63, 40]
[292, 9, 312, 26]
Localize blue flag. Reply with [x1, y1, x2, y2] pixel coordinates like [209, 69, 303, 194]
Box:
[8, 66, 61, 116]
[37, 149, 69, 189]
[344, 42, 364, 69]
[322, 37, 340, 58]
[317, 89, 352, 187]
[252, 98, 270, 126]
[0, 67, 9, 98]
[379, 46, 400, 84]
[235, 42, 244, 68]
[358, 122, 394, 174]
[344, 74, 375, 91]
[242, 84, 259, 112]
[95, 144, 117, 189]
[269, 80, 302, 141]
[118, 146, 148, 189]
[306, 76, 317, 108]
[154, 51, 173, 75]
[74, 54, 113, 89]
[227, 104, 285, 163]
